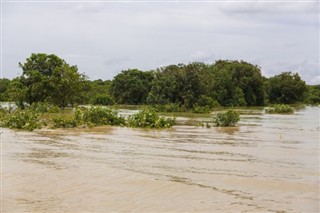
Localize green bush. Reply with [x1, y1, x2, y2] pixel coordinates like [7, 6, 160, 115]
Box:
[29, 102, 60, 113]
[198, 96, 220, 108]
[92, 94, 114, 106]
[128, 108, 175, 128]
[51, 117, 78, 129]
[193, 106, 211, 114]
[74, 107, 126, 126]
[265, 104, 294, 114]
[214, 110, 240, 127]
[0, 110, 41, 131]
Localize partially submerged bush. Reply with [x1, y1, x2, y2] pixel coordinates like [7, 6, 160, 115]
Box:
[30, 102, 60, 113]
[74, 106, 126, 126]
[214, 110, 240, 127]
[193, 106, 211, 114]
[0, 110, 41, 131]
[265, 104, 294, 114]
[128, 108, 175, 128]
[51, 117, 78, 129]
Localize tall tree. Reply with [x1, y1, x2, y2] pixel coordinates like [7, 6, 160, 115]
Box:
[14, 53, 87, 107]
[267, 72, 307, 104]
[110, 69, 154, 104]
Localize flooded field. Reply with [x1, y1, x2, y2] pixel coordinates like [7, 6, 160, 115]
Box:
[1, 107, 319, 212]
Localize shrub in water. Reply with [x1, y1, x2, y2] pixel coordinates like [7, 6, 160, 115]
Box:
[214, 110, 240, 127]
[74, 107, 126, 126]
[265, 104, 294, 114]
[128, 108, 175, 128]
[30, 102, 60, 113]
[0, 110, 41, 131]
[193, 106, 211, 114]
[51, 117, 78, 128]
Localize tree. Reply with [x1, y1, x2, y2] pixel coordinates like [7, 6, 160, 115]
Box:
[0, 78, 11, 101]
[14, 53, 87, 107]
[110, 69, 154, 104]
[211, 60, 265, 106]
[147, 64, 186, 105]
[267, 72, 307, 104]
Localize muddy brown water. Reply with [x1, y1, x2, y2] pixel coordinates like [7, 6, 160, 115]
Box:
[1, 107, 319, 212]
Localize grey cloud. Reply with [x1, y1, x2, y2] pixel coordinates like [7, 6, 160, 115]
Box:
[2, 2, 319, 84]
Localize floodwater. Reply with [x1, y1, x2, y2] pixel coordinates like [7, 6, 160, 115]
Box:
[1, 107, 319, 212]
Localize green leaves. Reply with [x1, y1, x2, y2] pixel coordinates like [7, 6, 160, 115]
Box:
[15, 53, 88, 107]
[214, 110, 240, 127]
[0, 110, 41, 131]
[127, 108, 176, 128]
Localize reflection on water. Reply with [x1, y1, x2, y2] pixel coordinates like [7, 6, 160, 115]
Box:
[1, 107, 319, 212]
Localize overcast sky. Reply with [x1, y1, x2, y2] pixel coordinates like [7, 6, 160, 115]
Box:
[1, 1, 319, 84]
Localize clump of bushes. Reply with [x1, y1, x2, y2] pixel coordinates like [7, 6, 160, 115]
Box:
[74, 107, 126, 126]
[29, 102, 60, 113]
[193, 106, 211, 114]
[213, 110, 240, 127]
[127, 108, 175, 128]
[51, 107, 126, 128]
[51, 117, 78, 129]
[265, 104, 294, 114]
[92, 94, 114, 106]
[0, 110, 41, 131]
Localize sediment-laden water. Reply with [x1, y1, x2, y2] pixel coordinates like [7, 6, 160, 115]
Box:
[1, 107, 319, 212]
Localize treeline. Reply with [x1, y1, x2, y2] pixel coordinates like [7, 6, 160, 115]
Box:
[0, 53, 319, 110]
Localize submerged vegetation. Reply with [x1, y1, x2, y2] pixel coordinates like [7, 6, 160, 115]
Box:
[0, 106, 175, 131]
[0, 52, 317, 131]
[197, 109, 240, 128]
[265, 104, 294, 114]
[214, 110, 240, 127]
[0, 109, 42, 131]
[127, 108, 175, 128]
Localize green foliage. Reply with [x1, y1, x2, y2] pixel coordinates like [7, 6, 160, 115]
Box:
[13, 53, 88, 107]
[92, 94, 114, 105]
[74, 107, 126, 126]
[153, 103, 185, 112]
[197, 95, 220, 108]
[127, 108, 175, 128]
[193, 106, 211, 114]
[212, 60, 265, 107]
[111, 69, 154, 104]
[0, 78, 11, 101]
[265, 104, 294, 114]
[214, 110, 240, 127]
[306, 85, 320, 105]
[51, 117, 78, 129]
[0, 110, 41, 131]
[29, 102, 60, 113]
[267, 72, 307, 104]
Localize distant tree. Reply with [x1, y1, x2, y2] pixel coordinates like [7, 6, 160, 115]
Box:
[14, 53, 87, 107]
[0, 78, 11, 101]
[147, 64, 186, 105]
[306, 85, 320, 104]
[110, 69, 154, 104]
[212, 60, 265, 106]
[267, 72, 307, 104]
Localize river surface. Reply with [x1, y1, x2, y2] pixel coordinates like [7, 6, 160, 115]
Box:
[1, 107, 319, 212]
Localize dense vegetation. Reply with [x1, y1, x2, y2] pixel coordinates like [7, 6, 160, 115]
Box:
[265, 104, 294, 114]
[1, 53, 316, 112]
[1, 53, 317, 131]
[0, 106, 175, 131]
